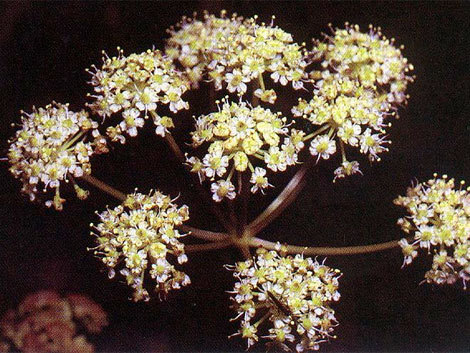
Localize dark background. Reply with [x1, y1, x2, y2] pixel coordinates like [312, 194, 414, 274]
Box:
[0, 1, 469, 352]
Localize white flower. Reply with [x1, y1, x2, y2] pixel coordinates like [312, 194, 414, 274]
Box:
[254, 88, 277, 104]
[309, 135, 336, 162]
[281, 139, 299, 166]
[415, 225, 435, 250]
[135, 87, 158, 112]
[164, 87, 189, 113]
[185, 155, 205, 183]
[120, 108, 145, 137]
[359, 128, 389, 161]
[203, 151, 229, 179]
[333, 161, 362, 182]
[399, 238, 418, 267]
[225, 69, 249, 94]
[250, 167, 272, 194]
[337, 120, 361, 146]
[264, 146, 287, 172]
[270, 70, 289, 86]
[211, 180, 236, 202]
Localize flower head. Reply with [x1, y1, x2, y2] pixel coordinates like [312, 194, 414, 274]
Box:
[166, 12, 308, 95]
[226, 249, 341, 352]
[91, 190, 191, 301]
[7, 102, 105, 210]
[293, 24, 414, 178]
[188, 99, 303, 200]
[313, 23, 414, 103]
[0, 291, 107, 353]
[87, 48, 189, 142]
[395, 174, 470, 289]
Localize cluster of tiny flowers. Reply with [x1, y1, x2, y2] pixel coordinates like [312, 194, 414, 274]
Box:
[187, 100, 305, 201]
[7, 102, 106, 210]
[226, 249, 341, 352]
[395, 174, 470, 289]
[313, 23, 414, 105]
[166, 11, 308, 101]
[91, 190, 191, 301]
[293, 24, 414, 179]
[87, 48, 190, 143]
[165, 11, 244, 87]
[0, 291, 107, 353]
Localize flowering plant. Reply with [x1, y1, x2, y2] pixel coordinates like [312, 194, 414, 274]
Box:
[4, 8, 468, 352]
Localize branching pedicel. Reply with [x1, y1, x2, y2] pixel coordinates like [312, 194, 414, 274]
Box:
[6, 10, 468, 352]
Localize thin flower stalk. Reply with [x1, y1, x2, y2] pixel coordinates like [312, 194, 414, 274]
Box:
[180, 225, 229, 242]
[183, 241, 233, 253]
[245, 158, 314, 237]
[81, 174, 127, 201]
[248, 236, 411, 256]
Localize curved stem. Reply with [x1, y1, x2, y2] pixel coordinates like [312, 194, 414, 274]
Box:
[180, 225, 228, 242]
[185, 241, 232, 253]
[245, 158, 314, 237]
[249, 237, 406, 256]
[81, 174, 127, 201]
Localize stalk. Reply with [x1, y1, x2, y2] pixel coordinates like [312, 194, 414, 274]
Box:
[245, 158, 314, 237]
[248, 237, 409, 256]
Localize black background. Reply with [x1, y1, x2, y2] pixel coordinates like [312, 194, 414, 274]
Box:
[0, 1, 469, 352]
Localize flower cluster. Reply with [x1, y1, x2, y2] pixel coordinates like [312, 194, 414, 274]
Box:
[313, 24, 414, 104]
[226, 249, 341, 352]
[90, 190, 191, 301]
[187, 100, 304, 201]
[166, 11, 308, 101]
[7, 102, 106, 210]
[0, 291, 107, 353]
[293, 24, 414, 179]
[395, 174, 470, 288]
[87, 48, 190, 142]
[165, 11, 244, 87]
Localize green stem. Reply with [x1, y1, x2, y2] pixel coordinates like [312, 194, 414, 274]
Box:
[249, 236, 408, 256]
[303, 124, 330, 141]
[61, 130, 86, 151]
